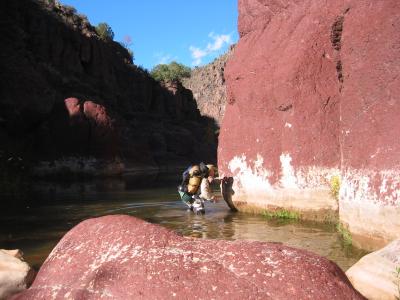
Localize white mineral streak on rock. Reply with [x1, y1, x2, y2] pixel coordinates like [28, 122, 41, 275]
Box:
[261, 256, 279, 268]
[88, 243, 130, 271]
[228, 153, 339, 192]
[341, 169, 400, 206]
[340, 169, 400, 246]
[279, 153, 298, 189]
[50, 285, 62, 299]
[227, 153, 339, 212]
[129, 246, 143, 258]
[228, 154, 274, 195]
[64, 291, 71, 298]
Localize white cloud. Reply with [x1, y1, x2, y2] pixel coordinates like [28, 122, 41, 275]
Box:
[189, 46, 208, 66]
[154, 52, 178, 65]
[189, 32, 233, 66]
[207, 32, 232, 51]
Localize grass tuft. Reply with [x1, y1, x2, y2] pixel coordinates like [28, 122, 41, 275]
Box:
[262, 209, 300, 220]
[330, 175, 341, 200]
[336, 222, 352, 246]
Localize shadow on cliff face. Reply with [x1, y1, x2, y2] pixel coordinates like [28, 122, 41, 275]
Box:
[0, 0, 219, 176]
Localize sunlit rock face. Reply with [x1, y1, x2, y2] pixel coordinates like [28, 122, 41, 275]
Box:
[0, 249, 35, 299]
[219, 0, 400, 249]
[182, 48, 234, 126]
[346, 239, 400, 300]
[13, 215, 364, 299]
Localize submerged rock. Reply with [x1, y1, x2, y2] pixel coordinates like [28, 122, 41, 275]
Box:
[346, 239, 400, 300]
[14, 215, 364, 299]
[0, 249, 35, 299]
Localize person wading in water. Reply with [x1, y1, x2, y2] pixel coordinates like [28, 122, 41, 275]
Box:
[178, 162, 219, 214]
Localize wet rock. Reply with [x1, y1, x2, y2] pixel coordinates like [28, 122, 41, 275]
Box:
[14, 215, 364, 299]
[0, 249, 35, 299]
[218, 0, 400, 247]
[346, 239, 400, 300]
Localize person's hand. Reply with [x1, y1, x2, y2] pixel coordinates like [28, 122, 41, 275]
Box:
[204, 196, 215, 202]
[207, 176, 213, 183]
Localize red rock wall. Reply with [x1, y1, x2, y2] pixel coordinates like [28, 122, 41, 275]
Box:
[0, 0, 217, 175]
[219, 0, 400, 249]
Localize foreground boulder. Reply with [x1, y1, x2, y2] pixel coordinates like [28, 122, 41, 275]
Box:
[0, 249, 35, 299]
[14, 215, 363, 299]
[346, 239, 400, 300]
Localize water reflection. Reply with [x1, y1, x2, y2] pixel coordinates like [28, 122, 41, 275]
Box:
[0, 174, 368, 271]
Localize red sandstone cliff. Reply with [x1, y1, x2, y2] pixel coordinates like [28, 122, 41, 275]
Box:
[219, 0, 400, 249]
[0, 0, 216, 176]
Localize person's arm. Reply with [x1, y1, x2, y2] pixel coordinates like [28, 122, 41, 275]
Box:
[199, 178, 214, 201]
[210, 177, 222, 185]
[180, 167, 191, 187]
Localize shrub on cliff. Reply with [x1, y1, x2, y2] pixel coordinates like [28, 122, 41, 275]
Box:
[150, 61, 191, 82]
[95, 22, 114, 41]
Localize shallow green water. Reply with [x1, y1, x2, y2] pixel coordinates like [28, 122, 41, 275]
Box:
[0, 174, 368, 271]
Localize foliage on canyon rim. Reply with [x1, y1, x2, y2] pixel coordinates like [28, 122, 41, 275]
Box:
[95, 22, 114, 41]
[150, 61, 191, 82]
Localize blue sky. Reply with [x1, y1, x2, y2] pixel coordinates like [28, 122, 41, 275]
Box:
[60, 1, 239, 70]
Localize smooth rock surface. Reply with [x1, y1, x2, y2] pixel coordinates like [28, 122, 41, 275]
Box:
[346, 239, 400, 300]
[0, 249, 34, 300]
[14, 215, 364, 299]
[218, 0, 400, 247]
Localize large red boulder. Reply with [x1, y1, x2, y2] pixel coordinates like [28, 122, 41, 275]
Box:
[13, 215, 363, 299]
[219, 0, 400, 249]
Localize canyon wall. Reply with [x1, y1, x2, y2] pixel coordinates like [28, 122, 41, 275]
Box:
[219, 0, 400, 250]
[0, 0, 217, 176]
[182, 47, 233, 126]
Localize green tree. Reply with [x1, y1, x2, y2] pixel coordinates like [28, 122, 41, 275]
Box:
[150, 61, 191, 82]
[95, 22, 114, 41]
